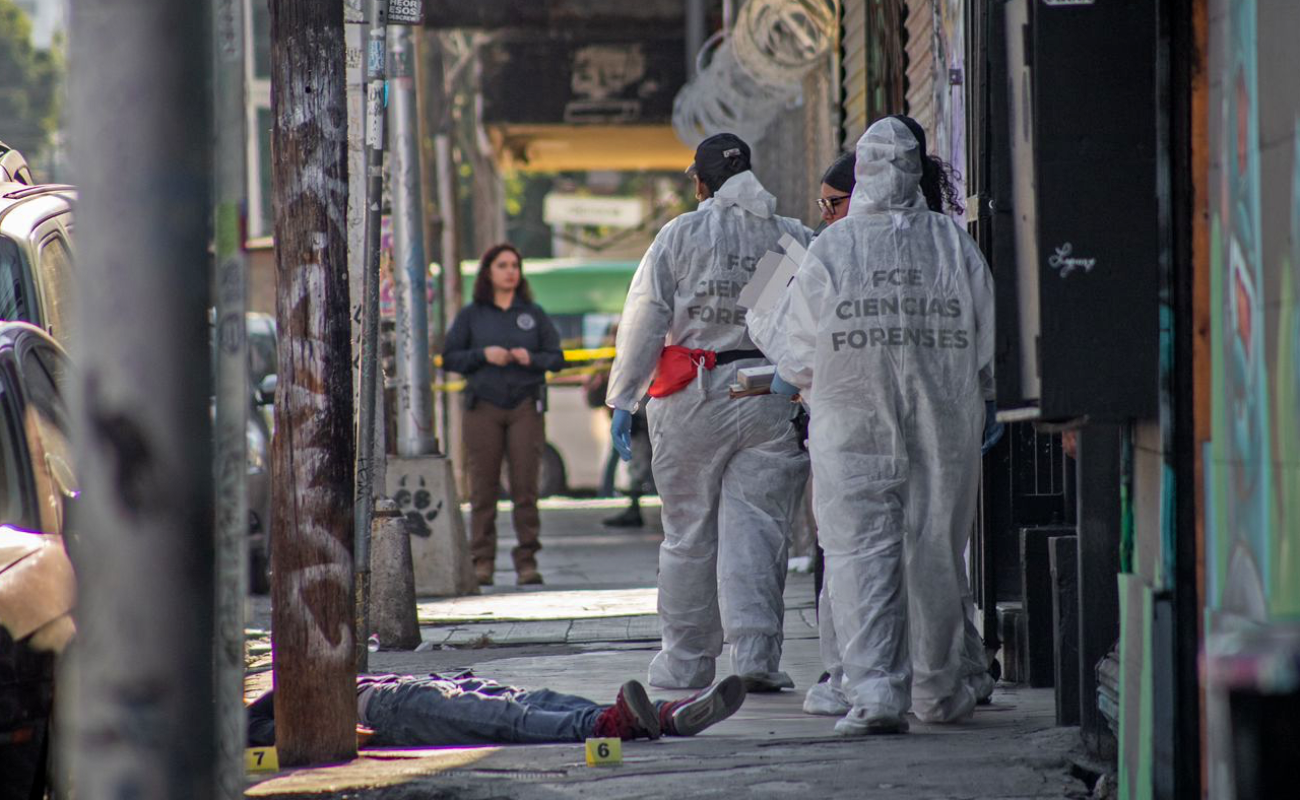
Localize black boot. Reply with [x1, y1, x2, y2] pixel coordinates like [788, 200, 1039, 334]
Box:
[603, 498, 644, 528]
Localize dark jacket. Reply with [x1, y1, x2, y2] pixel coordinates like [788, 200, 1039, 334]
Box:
[442, 297, 565, 410]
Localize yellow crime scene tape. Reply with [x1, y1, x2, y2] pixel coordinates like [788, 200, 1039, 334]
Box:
[431, 346, 616, 394]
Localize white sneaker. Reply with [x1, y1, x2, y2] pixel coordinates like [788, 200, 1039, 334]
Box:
[803, 681, 851, 716]
[834, 707, 909, 736]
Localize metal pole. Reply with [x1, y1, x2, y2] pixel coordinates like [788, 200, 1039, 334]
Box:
[212, 0, 248, 795]
[63, 0, 215, 796]
[686, 0, 706, 78]
[355, 0, 391, 672]
[414, 31, 447, 453]
[432, 40, 461, 450]
[389, 25, 435, 457]
[414, 31, 445, 453]
[434, 131, 459, 456]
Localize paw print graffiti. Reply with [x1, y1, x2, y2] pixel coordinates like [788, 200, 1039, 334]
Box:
[393, 474, 442, 538]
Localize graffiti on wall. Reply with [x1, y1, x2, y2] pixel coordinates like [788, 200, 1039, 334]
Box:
[1206, 0, 1300, 621]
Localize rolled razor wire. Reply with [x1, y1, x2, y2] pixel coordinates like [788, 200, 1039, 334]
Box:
[731, 0, 836, 87]
[673, 0, 835, 147]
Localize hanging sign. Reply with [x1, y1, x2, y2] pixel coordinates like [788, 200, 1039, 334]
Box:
[345, 0, 424, 25]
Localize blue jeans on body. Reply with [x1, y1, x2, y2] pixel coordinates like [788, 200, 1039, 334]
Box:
[361, 674, 606, 746]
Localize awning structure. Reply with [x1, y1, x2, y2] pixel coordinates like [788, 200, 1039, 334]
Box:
[488, 124, 692, 173]
[478, 30, 691, 173]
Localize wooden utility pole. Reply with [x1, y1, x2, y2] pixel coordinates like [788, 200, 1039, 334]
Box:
[268, 0, 358, 766]
[62, 0, 214, 796]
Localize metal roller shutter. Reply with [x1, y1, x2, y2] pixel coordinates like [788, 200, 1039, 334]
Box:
[904, 0, 936, 131]
[839, 0, 906, 145]
[841, 0, 869, 145]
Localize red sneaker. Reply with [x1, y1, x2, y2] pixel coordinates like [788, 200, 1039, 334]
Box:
[657, 675, 747, 736]
[594, 680, 661, 740]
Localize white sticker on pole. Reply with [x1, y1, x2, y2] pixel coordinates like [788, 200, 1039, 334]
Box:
[366, 84, 385, 149]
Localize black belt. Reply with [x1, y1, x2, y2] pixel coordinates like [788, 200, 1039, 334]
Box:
[715, 349, 765, 366]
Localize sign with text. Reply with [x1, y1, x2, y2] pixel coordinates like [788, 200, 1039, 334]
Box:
[345, 0, 423, 25]
[584, 737, 622, 766]
[245, 747, 279, 773]
[543, 194, 647, 229]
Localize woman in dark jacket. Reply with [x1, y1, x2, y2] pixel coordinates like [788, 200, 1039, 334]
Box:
[443, 243, 565, 586]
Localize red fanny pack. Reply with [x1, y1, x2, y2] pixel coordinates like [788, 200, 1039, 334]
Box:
[647, 346, 717, 398]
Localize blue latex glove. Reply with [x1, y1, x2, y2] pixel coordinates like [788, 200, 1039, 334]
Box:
[770, 373, 800, 397]
[611, 409, 633, 462]
[981, 400, 1005, 455]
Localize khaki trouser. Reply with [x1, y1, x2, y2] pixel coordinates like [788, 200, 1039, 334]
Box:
[464, 400, 543, 572]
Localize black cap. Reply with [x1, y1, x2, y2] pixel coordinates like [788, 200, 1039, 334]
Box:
[687, 133, 752, 192]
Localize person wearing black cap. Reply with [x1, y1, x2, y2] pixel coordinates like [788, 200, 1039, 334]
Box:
[750, 115, 999, 734]
[605, 133, 814, 693]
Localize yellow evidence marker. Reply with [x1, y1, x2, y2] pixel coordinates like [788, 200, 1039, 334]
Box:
[245, 746, 279, 773]
[584, 737, 622, 767]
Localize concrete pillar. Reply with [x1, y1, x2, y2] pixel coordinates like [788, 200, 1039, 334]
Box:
[387, 455, 478, 596]
[370, 498, 422, 650]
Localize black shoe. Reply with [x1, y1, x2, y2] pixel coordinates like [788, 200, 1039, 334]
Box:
[603, 505, 644, 528]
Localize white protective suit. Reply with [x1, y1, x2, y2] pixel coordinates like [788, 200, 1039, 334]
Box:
[607, 170, 813, 689]
[752, 118, 995, 723]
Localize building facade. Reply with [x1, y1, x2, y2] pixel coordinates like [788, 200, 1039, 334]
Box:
[836, 1, 1299, 797]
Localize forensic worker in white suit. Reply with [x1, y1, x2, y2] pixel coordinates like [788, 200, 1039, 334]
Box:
[606, 133, 813, 692]
[754, 116, 998, 734]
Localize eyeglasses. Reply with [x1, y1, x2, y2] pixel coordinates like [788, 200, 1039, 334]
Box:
[816, 195, 850, 215]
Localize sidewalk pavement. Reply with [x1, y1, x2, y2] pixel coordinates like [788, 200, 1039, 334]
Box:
[245, 499, 1091, 799]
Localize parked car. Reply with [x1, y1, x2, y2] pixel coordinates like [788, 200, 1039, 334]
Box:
[210, 312, 278, 594]
[243, 312, 277, 594]
[0, 322, 77, 799]
[0, 141, 35, 185]
[0, 182, 77, 350]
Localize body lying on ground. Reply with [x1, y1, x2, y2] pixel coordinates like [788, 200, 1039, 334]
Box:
[246, 672, 747, 747]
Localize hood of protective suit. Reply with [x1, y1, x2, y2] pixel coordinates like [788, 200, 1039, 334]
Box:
[849, 117, 927, 214]
[703, 170, 776, 219]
